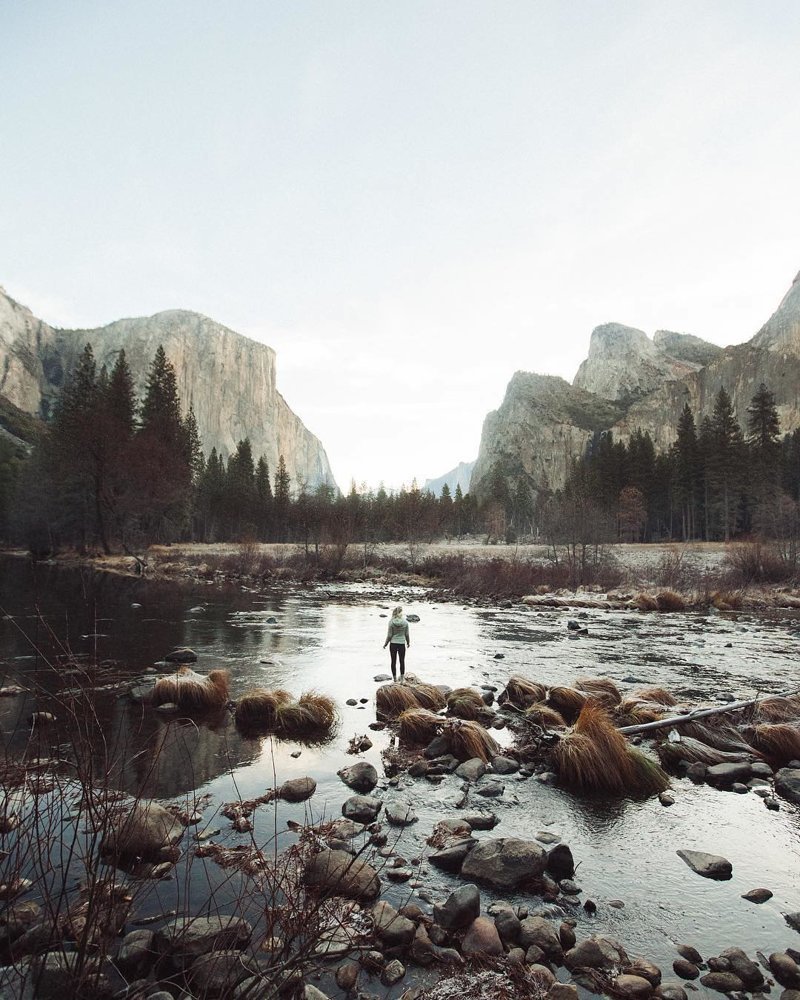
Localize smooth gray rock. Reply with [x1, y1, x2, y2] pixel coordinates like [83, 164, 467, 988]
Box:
[491, 756, 520, 775]
[154, 915, 252, 963]
[462, 916, 503, 957]
[304, 849, 381, 901]
[342, 794, 382, 823]
[429, 838, 476, 872]
[461, 837, 547, 889]
[519, 916, 563, 961]
[705, 762, 752, 785]
[372, 901, 415, 949]
[676, 850, 732, 879]
[456, 758, 487, 782]
[742, 887, 773, 903]
[116, 928, 156, 978]
[279, 777, 317, 802]
[433, 884, 480, 930]
[338, 763, 379, 794]
[776, 768, 800, 805]
[385, 800, 418, 826]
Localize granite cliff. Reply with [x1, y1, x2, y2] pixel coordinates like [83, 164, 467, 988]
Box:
[0, 287, 336, 489]
[472, 270, 800, 500]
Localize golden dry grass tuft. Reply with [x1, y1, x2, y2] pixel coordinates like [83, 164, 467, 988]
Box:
[297, 691, 337, 729]
[446, 719, 501, 763]
[656, 590, 686, 612]
[711, 590, 743, 611]
[406, 681, 447, 711]
[681, 719, 758, 756]
[446, 687, 488, 721]
[633, 686, 677, 706]
[500, 676, 547, 709]
[524, 703, 566, 728]
[399, 708, 443, 745]
[633, 593, 659, 611]
[376, 683, 420, 719]
[234, 688, 293, 730]
[752, 696, 800, 723]
[151, 666, 230, 711]
[552, 701, 669, 796]
[750, 722, 800, 763]
[658, 737, 753, 767]
[575, 677, 622, 707]
[545, 686, 588, 724]
[234, 688, 335, 736]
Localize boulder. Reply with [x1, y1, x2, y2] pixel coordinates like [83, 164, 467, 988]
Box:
[462, 812, 499, 830]
[187, 949, 261, 995]
[433, 884, 481, 930]
[304, 849, 381, 901]
[492, 756, 520, 775]
[154, 915, 252, 963]
[615, 975, 653, 998]
[625, 958, 661, 986]
[460, 838, 547, 889]
[100, 799, 184, 861]
[519, 916, 562, 961]
[770, 953, 800, 988]
[336, 961, 360, 990]
[372, 901, 415, 950]
[116, 929, 156, 979]
[719, 947, 764, 989]
[742, 887, 773, 903]
[165, 647, 197, 663]
[787, 912, 800, 931]
[700, 972, 744, 993]
[279, 777, 316, 802]
[493, 907, 522, 945]
[456, 759, 487, 782]
[429, 838, 476, 872]
[775, 768, 800, 805]
[673, 960, 699, 980]
[461, 917, 503, 957]
[676, 850, 732, 879]
[385, 801, 418, 826]
[565, 936, 628, 970]
[676, 944, 702, 964]
[705, 762, 752, 785]
[546, 843, 575, 880]
[338, 762, 379, 793]
[342, 795, 382, 823]
[547, 985, 579, 1000]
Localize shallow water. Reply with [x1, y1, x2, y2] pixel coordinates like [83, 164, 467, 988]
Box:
[1, 556, 799, 991]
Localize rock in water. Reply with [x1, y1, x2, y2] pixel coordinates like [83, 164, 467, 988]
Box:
[304, 849, 380, 901]
[433, 884, 481, 930]
[775, 768, 800, 805]
[279, 777, 316, 802]
[676, 850, 732, 880]
[100, 800, 184, 861]
[338, 762, 378, 793]
[460, 838, 546, 889]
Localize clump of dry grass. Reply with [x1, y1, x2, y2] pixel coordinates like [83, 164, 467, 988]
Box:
[545, 686, 587, 724]
[656, 590, 686, 612]
[150, 666, 230, 711]
[499, 676, 547, 709]
[406, 681, 447, 711]
[710, 590, 743, 611]
[658, 737, 753, 767]
[446, 719, 500, 763]
[234, 688, 293, 730]
[524, 703, 566, 728]
[633, 686, 677, 706]
[752, 696, 800, 723]
[234, 688, 335, 736]
[399, 708, 442, 745]
[575, 677, 622, 707]
[748, 723, 800, 763]
[552, 701, 669, 796]
[614, 698, 665, 727]
[376, 683, 420, 719]
[446, 687, 488, 721]
[681, 719, 758, 755]
[297, 691, 336, 729]
[633, 593, 659, 611]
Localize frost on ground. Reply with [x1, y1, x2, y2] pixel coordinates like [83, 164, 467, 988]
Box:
[417, 963, 552, 1000]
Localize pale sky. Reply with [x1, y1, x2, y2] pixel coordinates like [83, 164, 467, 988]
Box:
[2, 1, 800, 490]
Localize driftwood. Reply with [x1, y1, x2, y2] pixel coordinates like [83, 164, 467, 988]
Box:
[618, 689, 800, 737]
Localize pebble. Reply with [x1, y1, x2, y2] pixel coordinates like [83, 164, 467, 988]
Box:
[741, 888, 773, 903]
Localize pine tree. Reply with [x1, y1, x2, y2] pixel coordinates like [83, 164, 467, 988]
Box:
[747, 383, 781, 521]
[273, 455, 291, 541]
[673, 403, 699, 540]
[254, 457, 273, 540]
[709, 387, 745, 541]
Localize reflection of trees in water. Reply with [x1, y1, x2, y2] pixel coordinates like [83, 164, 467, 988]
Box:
[570, 794, 631, 837]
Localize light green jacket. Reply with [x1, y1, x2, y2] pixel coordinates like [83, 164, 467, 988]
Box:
[385, 616, 410, 646]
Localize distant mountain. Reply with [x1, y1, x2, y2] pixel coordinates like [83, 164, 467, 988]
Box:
[472, 269, 800, 499]
[424, 460, 475, 496]
[0, 287, 336, 489]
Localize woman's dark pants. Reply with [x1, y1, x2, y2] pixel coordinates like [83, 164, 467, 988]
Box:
[390, 643, 406, 679]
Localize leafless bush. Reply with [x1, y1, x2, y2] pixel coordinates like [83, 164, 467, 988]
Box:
[722, 541, 797, 586]
[652, 546, 699, 591]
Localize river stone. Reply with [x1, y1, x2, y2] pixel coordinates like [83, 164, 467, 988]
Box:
[493, 907, 522, 945]
[615, 975, 653, 998]
[433, 884, 481, 930]
[705, 762, 752, 785]
[460, 838, 547, 889]
[382, 959, 406, 985]
[750, 761, 774, 777]
[519, 916, 562, 961]
[546, 843, 575, 880]
[700, 972, 744, 992]
[116, 929, 156, 978]
[560, 923, 577, 950]
[456, 759, 487, 782]
[720, 947, 764, 988]
[304, 986, 332, 1000]
[775, 769, 800, 805]
[304, 849, 380, 901]
[742, 887, 773, 903]
[385, 800, 418, 826]
[30, 953, 108, 1000]
[676, 850, 732, 879]
[101, 800, 184, 860]
[408, 758, 430, 777]
[673, 959, 699, 980]
[547, 984, 579, 1000]
[0, 900, 41, 946]
[338, 762, 378, 793]
[655, 984, 688, 1000]
[280, 777, 316, 802]
[462, 812, 498, 830]
[770, 953, 800, 988]
[462, 917, 503, 957]
[410, 923, 437, 965]
[676, 944, 702, 964]
[372, 901, 415, 949]
[165, 647, 198, 663]
[429, 838, 476, 872]
[187, 949, 261, 995]
[626, 958, 662, 986]
[492, 756, 520, 775]
[154, 915, 252, 968]
[342, 795, 382, 823]
[336, 961, 360, 990]
[565, 936, 628, 970]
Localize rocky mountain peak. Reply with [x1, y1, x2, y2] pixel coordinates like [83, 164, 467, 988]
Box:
[752, 270, 800, 354]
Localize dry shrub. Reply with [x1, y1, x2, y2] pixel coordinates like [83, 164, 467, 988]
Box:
[723, 541, 796, 586]
[398, 708, 442, 745]
[749, 723, 800, 763]
[552, 701, 669, 796]
[406, 681, 447, 711]
[446, 719, 500, 763]
[150, 666, 230, 711]
[753, 696, 800, 723]
[658, 737, 753, 767]
[633, 593, 659, 611]
[376, 683, 419, 719]
[446, 688, 488, 721]
[633, 687, 677, 707]
[653, 546, 697, 590]
[499, 676, 547, 709]
[575, 677, 621, 707]
[234, 688, 293, 731]
[711, 590, 742, 611]
[656, 590, 685, 612]
[545, 687, 587, 724]
[524, 703, 566, 728]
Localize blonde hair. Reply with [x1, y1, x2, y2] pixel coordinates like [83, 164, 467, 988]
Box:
[392, 606, 404, 618]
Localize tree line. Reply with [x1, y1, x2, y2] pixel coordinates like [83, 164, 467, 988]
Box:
[2, 343, 485, 553]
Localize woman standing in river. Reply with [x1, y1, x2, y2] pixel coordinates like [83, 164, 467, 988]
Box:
[383, 606, 410, 682]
